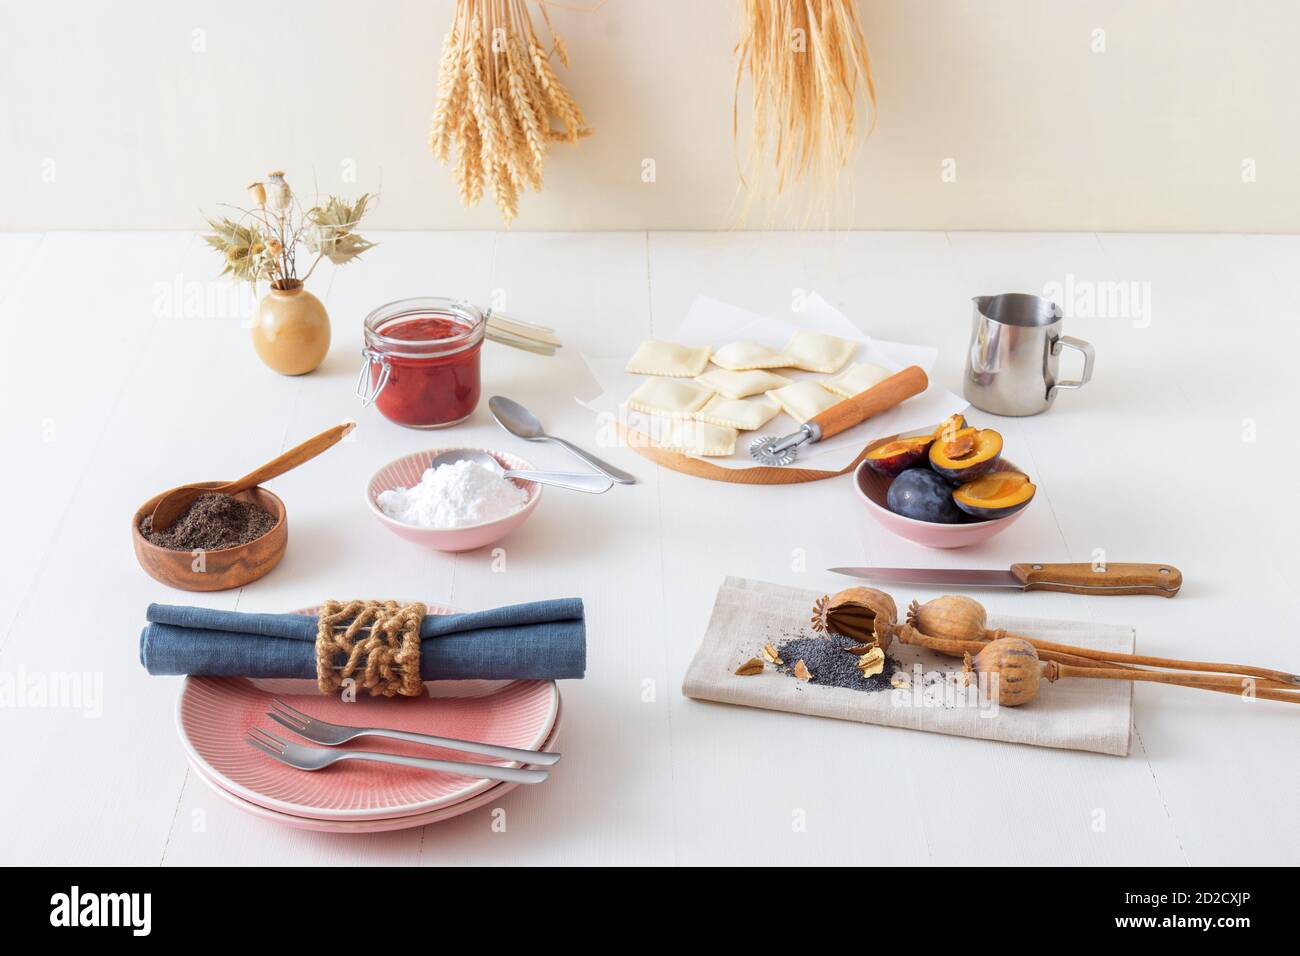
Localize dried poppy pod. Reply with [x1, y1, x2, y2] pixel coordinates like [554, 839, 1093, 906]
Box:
[964, 637, 1044, 707]
[811, 587, 897, 645]
[907, 596, 998, 652]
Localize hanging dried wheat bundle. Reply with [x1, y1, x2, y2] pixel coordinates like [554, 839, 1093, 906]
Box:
[429, 0, 591, 224]
[734, 0, 876, 214]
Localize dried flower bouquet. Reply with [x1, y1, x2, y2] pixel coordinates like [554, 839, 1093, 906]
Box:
[203, 171, 375, 290]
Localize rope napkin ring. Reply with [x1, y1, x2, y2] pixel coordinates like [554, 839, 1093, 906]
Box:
[315, 599, 426, 697]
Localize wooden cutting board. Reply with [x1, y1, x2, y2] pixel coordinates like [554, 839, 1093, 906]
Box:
[618, 421, 872, 484]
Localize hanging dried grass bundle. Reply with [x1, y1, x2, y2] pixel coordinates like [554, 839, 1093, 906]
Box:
[734, 0, 876, 212]
[429, 0, 591, 224]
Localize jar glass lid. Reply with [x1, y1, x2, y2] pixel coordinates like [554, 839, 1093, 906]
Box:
[363, 297, 486, 357]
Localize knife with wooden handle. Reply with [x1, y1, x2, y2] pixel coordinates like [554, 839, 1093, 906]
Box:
[828, 562, 1183, 597]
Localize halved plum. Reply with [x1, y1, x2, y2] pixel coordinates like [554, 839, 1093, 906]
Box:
[953, 471, 1036, 520]
[929, 427, 1003, 482]
[886, 468, 965, 524]
[864, 435, 934, 476]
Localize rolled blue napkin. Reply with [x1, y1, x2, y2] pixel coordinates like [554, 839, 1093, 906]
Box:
[140, 599, 585, 681]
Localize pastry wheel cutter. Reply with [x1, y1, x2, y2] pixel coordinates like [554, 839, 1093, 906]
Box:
[749, 366, 928, 466]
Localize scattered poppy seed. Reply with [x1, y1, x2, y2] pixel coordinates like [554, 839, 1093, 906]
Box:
[774, 631, 896, 692]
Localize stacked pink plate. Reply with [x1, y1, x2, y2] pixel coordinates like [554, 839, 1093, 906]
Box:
[176, 604, 562, 833]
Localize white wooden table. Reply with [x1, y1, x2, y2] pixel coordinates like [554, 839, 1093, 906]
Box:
[2, 230, 1297, 865]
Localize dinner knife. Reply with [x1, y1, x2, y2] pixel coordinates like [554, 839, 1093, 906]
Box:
[828, 563, 1182, 597]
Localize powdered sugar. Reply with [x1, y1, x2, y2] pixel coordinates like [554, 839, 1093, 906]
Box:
[376, 459, 530, 529]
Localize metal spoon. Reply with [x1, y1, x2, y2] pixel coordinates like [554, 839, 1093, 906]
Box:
[428, 449, 613, 494]
[489, 396, 637, 485]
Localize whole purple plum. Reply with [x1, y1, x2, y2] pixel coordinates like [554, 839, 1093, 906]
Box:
[886, 468, 964, 524]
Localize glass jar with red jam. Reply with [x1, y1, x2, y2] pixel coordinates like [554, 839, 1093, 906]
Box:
[357, 298, 485, 428]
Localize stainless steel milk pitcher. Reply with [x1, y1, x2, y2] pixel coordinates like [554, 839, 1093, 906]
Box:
[963, 293, 1095, 416]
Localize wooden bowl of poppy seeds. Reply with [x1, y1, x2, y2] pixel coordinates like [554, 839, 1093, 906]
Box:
[131, 482, 287, 591]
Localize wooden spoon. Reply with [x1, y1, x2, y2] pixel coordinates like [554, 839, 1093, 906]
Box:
[148, 420, 356, 531]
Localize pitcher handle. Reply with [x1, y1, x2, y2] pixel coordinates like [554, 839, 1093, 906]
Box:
[1050, 336, 1094, 394]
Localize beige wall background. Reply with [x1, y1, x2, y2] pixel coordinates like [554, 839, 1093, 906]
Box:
[2, 0, 1296, 232]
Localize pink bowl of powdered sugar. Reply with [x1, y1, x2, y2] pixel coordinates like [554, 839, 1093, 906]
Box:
[365, 448, 542, 552]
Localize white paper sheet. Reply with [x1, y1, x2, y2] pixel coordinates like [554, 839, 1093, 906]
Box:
[580, 293, 968, 471]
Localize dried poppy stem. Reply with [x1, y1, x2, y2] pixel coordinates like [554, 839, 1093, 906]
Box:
[885, 623, 1297, 701]
[1028, 647, 1294, 692]
[908, 597, 1300, 687]
[963, 639, 1300, 708]
[882, 623, 983, 658]
[1045, 662, 1300, 704]
[1156, 681, 1300, 705]
[1007, 635, 1300, 688]
[825, 592, 1300, 703]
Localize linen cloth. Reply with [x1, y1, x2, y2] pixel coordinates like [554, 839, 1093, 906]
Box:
[682, 578, 1134, 756]
[140, 599, 586, 681]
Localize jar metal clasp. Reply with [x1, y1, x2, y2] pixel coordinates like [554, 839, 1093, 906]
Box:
[355, 347, 392, 407]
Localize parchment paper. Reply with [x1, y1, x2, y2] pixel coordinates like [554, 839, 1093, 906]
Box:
[580, 294, 968, 471]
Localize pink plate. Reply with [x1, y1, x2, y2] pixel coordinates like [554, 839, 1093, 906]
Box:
[187, 707, 562, 833]
[176, 604, 560, 820]
[853, 449, 1030, 550]
[366, 447, 542, 552]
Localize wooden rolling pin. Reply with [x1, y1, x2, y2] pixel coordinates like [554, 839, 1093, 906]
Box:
[750, 365, 929, 466]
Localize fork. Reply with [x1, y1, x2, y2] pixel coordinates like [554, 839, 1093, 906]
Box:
[245, 728, 549, 785]
[267, 698, 561, 767]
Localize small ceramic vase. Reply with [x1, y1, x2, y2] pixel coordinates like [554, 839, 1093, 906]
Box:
[252, 281, 330, 375]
